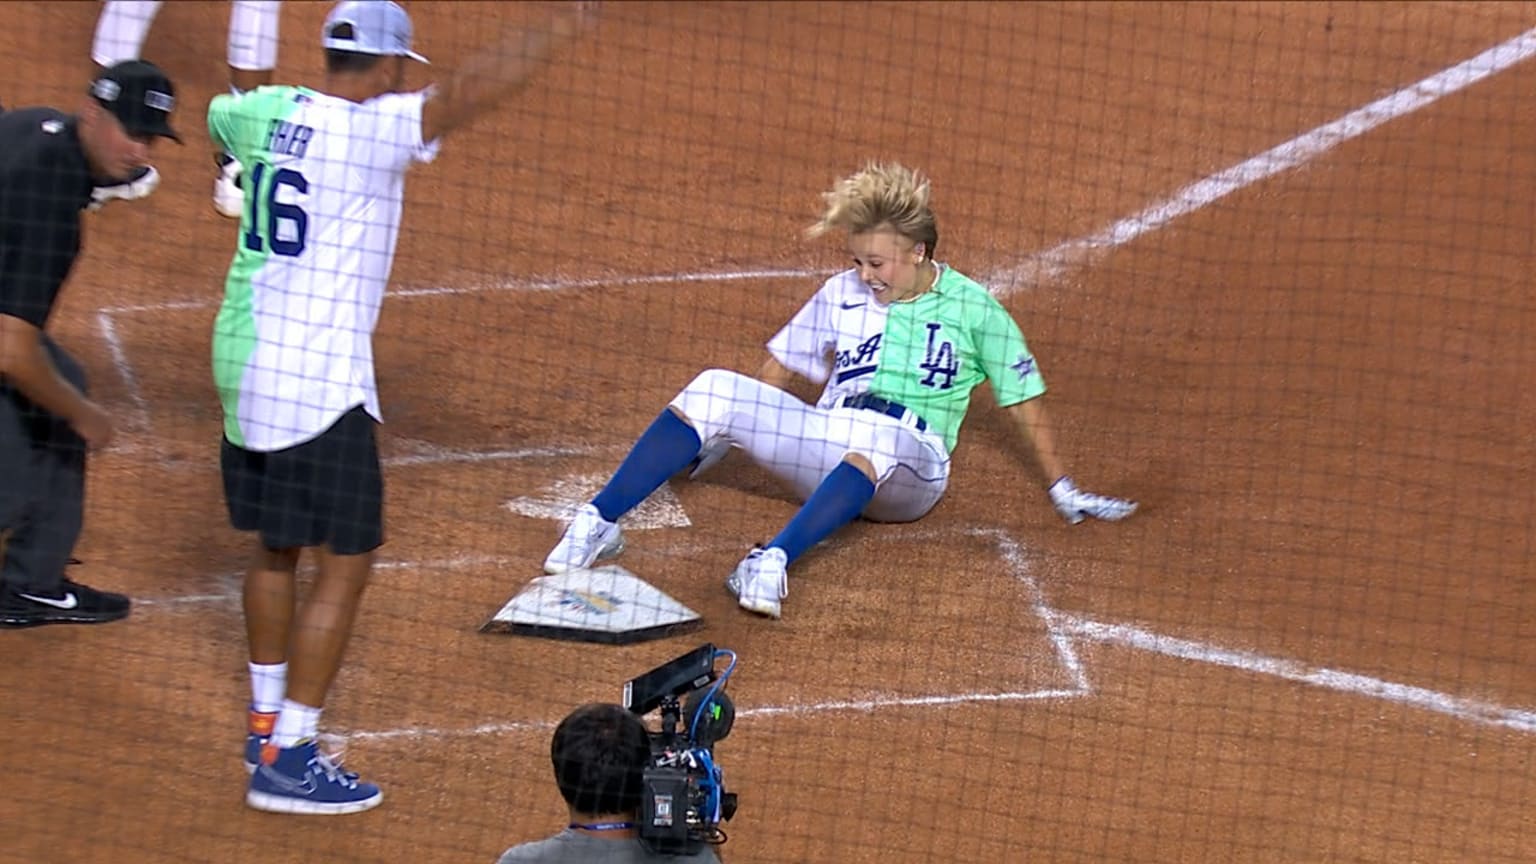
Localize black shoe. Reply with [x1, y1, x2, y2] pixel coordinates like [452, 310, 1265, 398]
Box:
[0, 578, 131, 628]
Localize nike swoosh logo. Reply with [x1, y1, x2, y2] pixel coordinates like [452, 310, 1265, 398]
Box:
[18, 591, 78, 609]
[840, 301, 867, 309]
[257, 765, 318, 795]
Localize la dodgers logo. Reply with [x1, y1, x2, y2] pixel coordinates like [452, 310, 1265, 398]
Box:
[920, 323, 958, 389]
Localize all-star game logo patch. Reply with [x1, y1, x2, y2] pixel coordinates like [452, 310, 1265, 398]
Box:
[483, 566, 701, 644]
[555, 588, 623, 616]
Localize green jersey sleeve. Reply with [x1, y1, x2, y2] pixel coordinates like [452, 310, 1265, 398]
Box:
[206, 92, 239, 156]
[974, 292, 1047, 406]
[207, 87, 288, 164]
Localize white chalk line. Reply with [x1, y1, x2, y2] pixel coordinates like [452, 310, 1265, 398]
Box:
[382, 440, 597, 468]
[991, 26, 1536, 292]
[135, 553, 512, 608]
[1054, 616, 1536, 735]
[95, 311, 151, 434]
[135, 532, 782, 609]
[134, 508, 1536, 741]
[95, 267, 830, 316]
[987, 527, 1091, 693]
[344, 528, 1090, 742]
[340, 525, 1536, 743]
[349, 690, 1092, 743]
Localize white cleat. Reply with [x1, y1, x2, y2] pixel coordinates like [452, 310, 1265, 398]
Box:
[726, 546, 788, 619]
[543, 503, 625, 574]
[213, 154, 244, 219]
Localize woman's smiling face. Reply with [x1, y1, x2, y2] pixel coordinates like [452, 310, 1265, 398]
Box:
[848, 226, 925, 304]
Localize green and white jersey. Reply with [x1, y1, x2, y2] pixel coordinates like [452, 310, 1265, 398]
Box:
[207, 85, 439, 451]
[767, 264, 1046, 453]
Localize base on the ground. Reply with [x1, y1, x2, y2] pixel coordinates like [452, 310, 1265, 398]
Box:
[481, 565, 703, 645]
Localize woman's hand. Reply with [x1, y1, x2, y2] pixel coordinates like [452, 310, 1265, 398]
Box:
[1047, 476, 1137, 524]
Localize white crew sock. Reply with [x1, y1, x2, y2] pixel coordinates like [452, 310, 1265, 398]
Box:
[248, 661, 287, 714]
[270, 699, 322, 749]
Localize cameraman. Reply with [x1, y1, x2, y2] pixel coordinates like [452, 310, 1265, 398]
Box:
[498, 703, 722, 863]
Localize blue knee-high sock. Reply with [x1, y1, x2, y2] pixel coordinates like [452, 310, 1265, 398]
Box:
[591, 410, 702, 522]
[767, 461, 876, 565]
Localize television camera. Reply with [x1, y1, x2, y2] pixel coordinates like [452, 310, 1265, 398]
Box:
[622, 643, 739, 855]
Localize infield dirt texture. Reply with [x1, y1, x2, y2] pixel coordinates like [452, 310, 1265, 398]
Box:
[3, 3, 1535, 863]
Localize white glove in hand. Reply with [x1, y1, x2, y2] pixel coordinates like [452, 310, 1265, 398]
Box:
[212, 154, 244, 219]
[1048, 476, 1137, 525]
[88, 165, 160, 211]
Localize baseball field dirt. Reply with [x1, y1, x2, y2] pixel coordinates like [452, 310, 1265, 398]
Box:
[3, 2, 1534, 862]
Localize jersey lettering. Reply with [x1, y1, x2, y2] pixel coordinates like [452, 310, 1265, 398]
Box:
[836, 332, 882, 367]
[920, 323, 958, 389]
[265, 120, 314, 158]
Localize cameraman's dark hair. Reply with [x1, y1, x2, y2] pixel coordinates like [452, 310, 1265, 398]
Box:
[324, 23, 383, 74]
[551, 703, 652, 815]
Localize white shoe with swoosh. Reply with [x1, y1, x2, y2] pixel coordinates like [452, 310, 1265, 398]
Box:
[543, 503, 625, 574]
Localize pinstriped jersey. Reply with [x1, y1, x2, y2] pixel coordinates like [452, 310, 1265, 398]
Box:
[207, 85, 439, 451]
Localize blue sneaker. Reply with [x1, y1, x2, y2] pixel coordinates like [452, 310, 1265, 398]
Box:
[246, 739, 383, 815]
[244, 709, 277, 774]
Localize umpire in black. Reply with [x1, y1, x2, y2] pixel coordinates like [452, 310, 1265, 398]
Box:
[0, 60, 181, 628]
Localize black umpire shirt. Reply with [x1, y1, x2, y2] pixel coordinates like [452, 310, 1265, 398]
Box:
[0, 108, 94, 329]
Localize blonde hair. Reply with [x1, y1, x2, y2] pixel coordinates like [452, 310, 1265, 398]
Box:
[806, 161, 939, 256]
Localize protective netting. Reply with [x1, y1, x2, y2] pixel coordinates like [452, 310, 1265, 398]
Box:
[2, 3, 1534, 862]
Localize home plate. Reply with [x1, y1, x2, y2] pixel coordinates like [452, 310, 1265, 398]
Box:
[481, 565, 703, 645]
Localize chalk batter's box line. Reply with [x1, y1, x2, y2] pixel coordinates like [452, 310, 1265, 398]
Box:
[92, 268, 831, 445]
[91, 25, 1536, 739]
[134, 524, 1536, 740]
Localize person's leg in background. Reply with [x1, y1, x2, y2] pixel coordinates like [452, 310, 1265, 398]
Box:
[0, 337, 129, 628]
[86, 1, 164, 206]
[270, 547, 372, 742]
[215, 1, 282, 218]
[88, 1, 284, 211]
[240, 544, 296, 771]
[90, 0, 162, 71]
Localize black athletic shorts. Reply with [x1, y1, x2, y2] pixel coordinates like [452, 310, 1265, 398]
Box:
[220, 406, 384, 555]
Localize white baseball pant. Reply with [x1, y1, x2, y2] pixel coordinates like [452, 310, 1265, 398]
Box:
[670, 369, 950, 523]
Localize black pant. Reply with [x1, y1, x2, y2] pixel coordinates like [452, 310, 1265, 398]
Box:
[0, 335, 87, 594]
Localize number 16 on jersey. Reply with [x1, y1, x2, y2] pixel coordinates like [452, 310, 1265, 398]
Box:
[244, 162, 309, 257]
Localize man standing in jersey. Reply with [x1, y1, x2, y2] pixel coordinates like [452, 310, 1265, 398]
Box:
[0, 60, 181, 628]
[210, 0, 595, 814]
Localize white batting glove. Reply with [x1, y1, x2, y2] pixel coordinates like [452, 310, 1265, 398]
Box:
[213, 154, 244, 219]
[1048, 476, 1137, 525]
[88, 165, 160, 211]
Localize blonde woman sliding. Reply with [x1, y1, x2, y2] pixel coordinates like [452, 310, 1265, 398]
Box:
[543, 162, 1136, 619]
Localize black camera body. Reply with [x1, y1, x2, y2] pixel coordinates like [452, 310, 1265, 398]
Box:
[623, 643, 739, 856]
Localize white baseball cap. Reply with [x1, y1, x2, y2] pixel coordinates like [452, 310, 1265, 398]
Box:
[322, 1, 430, 64]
